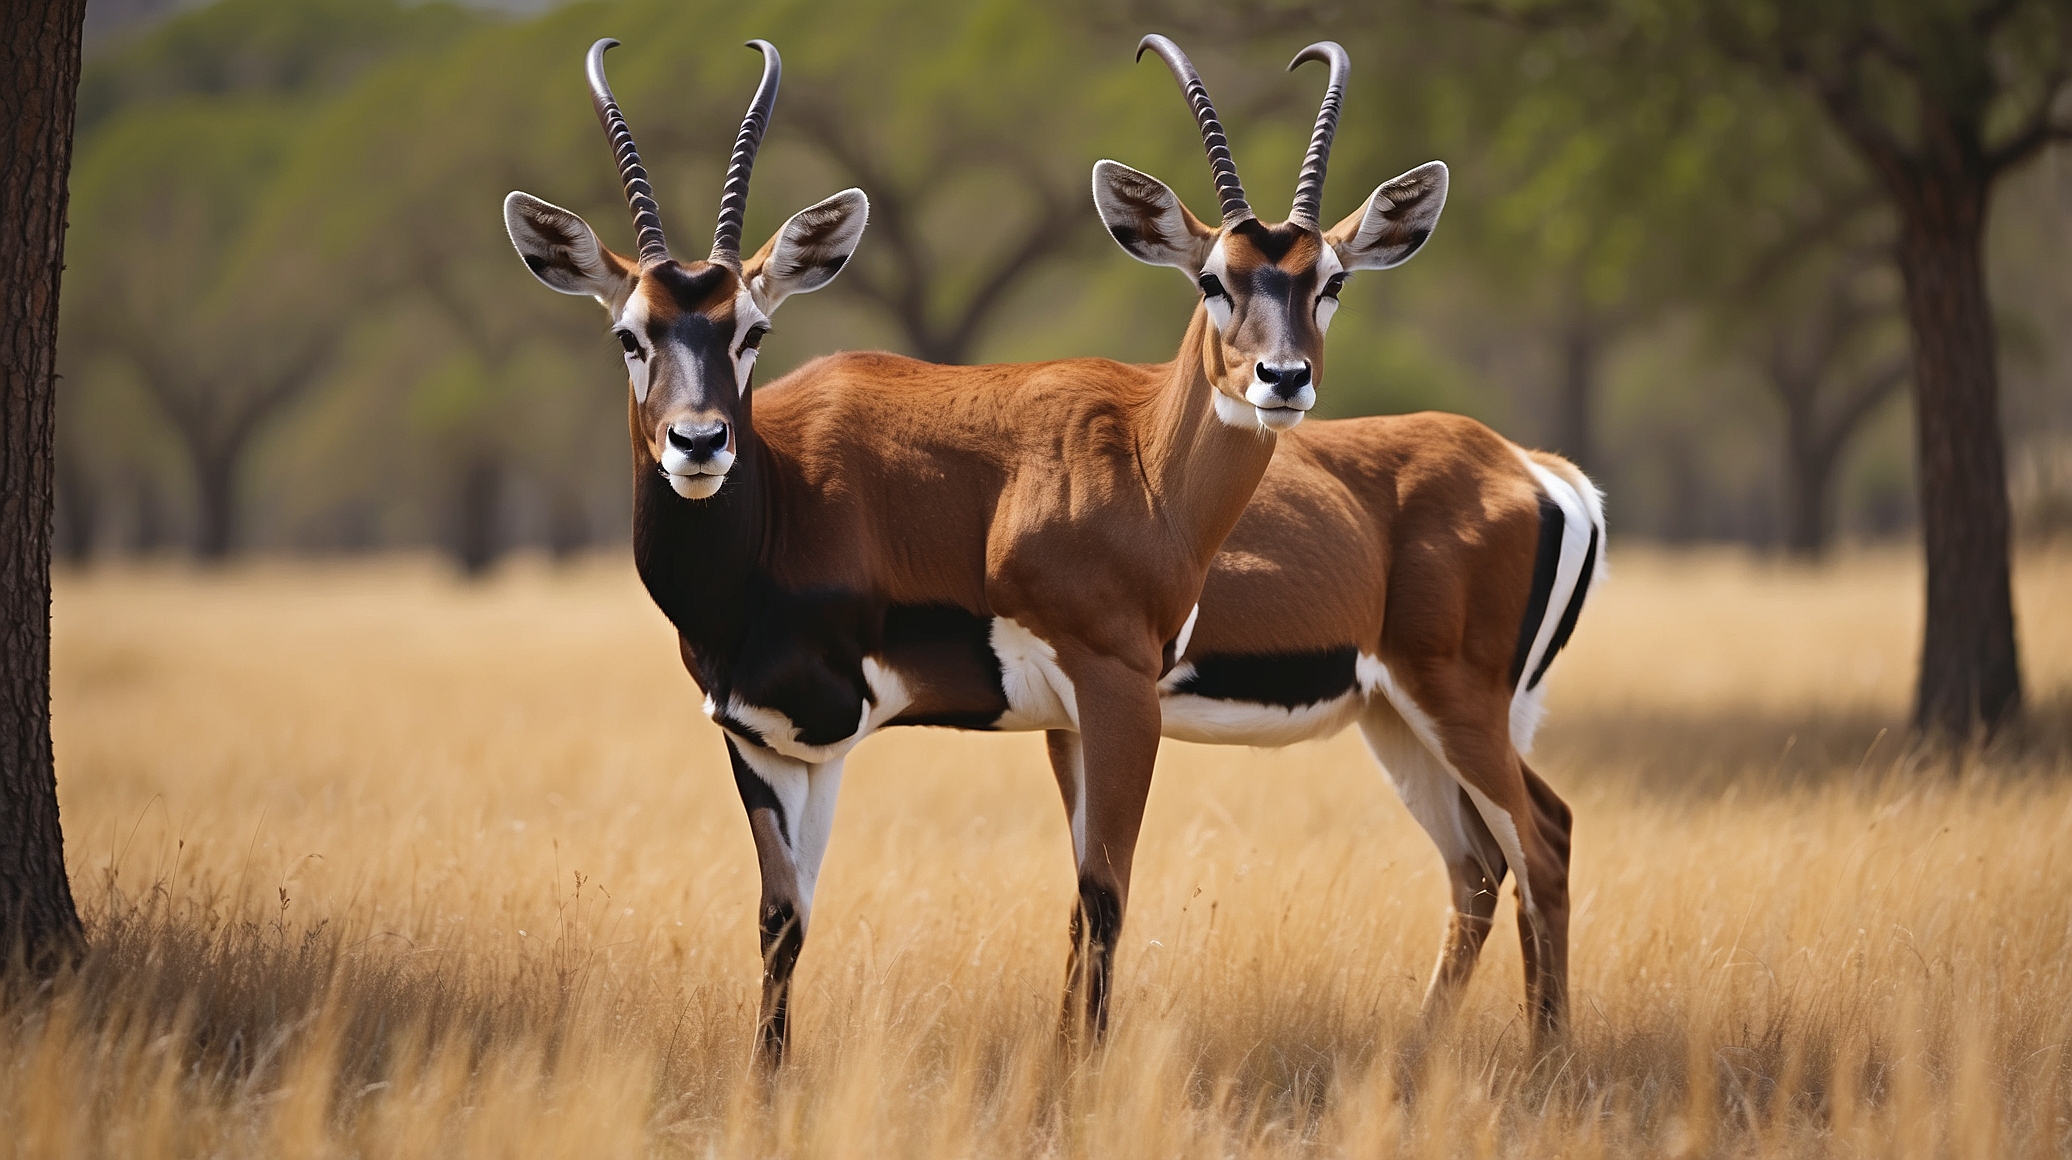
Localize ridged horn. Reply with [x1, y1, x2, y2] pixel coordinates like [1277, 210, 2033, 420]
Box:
[711, 40, 781, 269]
[1288, 41, 1350, 227]
[1136, 34, 1252, 225]
[586, 39, 670, 268]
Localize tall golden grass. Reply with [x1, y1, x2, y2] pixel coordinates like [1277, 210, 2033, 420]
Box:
[12, 546, 2071, 1156]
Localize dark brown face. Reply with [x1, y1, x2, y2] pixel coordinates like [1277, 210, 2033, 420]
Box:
[505, 186, 869, 502]
[1190, 219, 1345, 432]
[612, 261, 768, 500]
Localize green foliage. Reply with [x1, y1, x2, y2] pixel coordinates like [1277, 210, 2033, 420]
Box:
[52, 0, 2072, 560]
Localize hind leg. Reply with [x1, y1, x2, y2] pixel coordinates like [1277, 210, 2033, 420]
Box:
[1511, 759, 1573, 1035]
[1359, 699, 1509, 1025]
[1372, 666, 1573, 1045]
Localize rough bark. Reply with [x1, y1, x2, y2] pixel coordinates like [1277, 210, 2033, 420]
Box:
[1893, 170, 2020, 736]
[0, 0, 89, 971]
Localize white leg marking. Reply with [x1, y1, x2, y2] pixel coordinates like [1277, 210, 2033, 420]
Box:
[1357, 699, 1481, 878]
[791, 759, 845, 922]
[1059, 734, 1087, 867]
[730, 742, 843, 928]
[1369, 658, 1537, 916]
[990, 617, 1078, 731]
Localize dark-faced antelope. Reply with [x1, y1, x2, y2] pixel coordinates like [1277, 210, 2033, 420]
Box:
[502, 36, 1448, 1059]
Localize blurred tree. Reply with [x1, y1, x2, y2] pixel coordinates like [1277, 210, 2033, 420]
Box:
[0, 0, 89, 972]
[1695, 0, 2071, 738]
[1746, 242, 1911, 557]
[76, 0, 477, 133]
[64, 103, 345, 560]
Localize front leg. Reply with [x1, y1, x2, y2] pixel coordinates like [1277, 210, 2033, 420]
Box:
[1053, 653, 1163, 1043]
[726, 737, 845, 1065]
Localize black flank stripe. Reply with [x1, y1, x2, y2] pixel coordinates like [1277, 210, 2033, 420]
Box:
[1509, 493, 1566, 690]
[1172, 646, 1358, 708]
[1528, 519, 1598, 691]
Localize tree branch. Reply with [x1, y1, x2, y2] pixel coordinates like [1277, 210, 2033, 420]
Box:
[1985, 61, 2071, 174]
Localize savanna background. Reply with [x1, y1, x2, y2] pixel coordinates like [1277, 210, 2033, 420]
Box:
[16, 0, 2072, 1154]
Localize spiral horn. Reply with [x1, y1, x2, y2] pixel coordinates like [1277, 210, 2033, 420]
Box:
[586, 39, 670, 268]
[1136, 35, 1253, 225]
[711, 40, 781, 269]
[1287, 41, 1350, 227]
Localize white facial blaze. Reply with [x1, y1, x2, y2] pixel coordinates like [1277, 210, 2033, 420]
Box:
[616, 297, 652, 404]
[730, 287, 768, 396]
[1315, 246, 1345, 333]
[1198, 241, 1233, 332]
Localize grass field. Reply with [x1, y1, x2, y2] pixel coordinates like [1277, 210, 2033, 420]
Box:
[11, 546, 2072, 1156]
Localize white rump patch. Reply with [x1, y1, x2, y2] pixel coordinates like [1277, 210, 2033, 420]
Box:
[1508, 449, 1607, 753]
[990, 617, 1077, 731]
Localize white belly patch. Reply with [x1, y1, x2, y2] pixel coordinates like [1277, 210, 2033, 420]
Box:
[1155, 651, 1388, 748]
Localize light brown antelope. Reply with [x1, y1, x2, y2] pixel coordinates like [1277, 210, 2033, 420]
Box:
[502, 35, 1448, 1060]
[1055, 419, 1604, 1045]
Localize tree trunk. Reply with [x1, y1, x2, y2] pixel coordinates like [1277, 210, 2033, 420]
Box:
[452, 453, 503, 578]
[1894, 171, 2021, 739]
[1781, 408, 1836, 559]
[1555, 318, 1597, 476]
[0, 0, 89, 971]
[192, 446, 238, 562]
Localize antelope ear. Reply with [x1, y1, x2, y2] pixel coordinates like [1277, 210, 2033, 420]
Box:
[1327, 161, 1448, 271]
[744, 188, 869, 314]
[1092, 160, 1216, 275]
[504, 192, 637, 312]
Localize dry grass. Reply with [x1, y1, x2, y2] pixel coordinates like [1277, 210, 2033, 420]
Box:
[12, 544, 2072, 1156]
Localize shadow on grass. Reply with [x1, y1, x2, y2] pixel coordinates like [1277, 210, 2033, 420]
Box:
[1536, 692, 2072, 799]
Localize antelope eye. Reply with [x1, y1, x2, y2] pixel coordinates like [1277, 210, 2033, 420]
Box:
[615, 329, 642, 356]
[1321, 273, 1347, 300]
[741, 323, 770, 353]
[1197, 273, 1229, 300]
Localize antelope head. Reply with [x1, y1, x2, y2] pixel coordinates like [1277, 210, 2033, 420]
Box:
[1095, 36, 1448, 433]
[504, 39, 867, 500]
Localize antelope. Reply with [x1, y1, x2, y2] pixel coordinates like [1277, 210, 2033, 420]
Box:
[1056, 419, 1605, 1044]
[502, 35, 1448, 1060]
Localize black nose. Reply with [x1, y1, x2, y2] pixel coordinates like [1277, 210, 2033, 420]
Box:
[666, 420, 729, 460]
[1255, 361, 1313, 398]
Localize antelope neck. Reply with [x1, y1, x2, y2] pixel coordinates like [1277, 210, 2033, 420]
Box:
[630, 406, 772, 669]
[1138, 306, 1280, 568]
